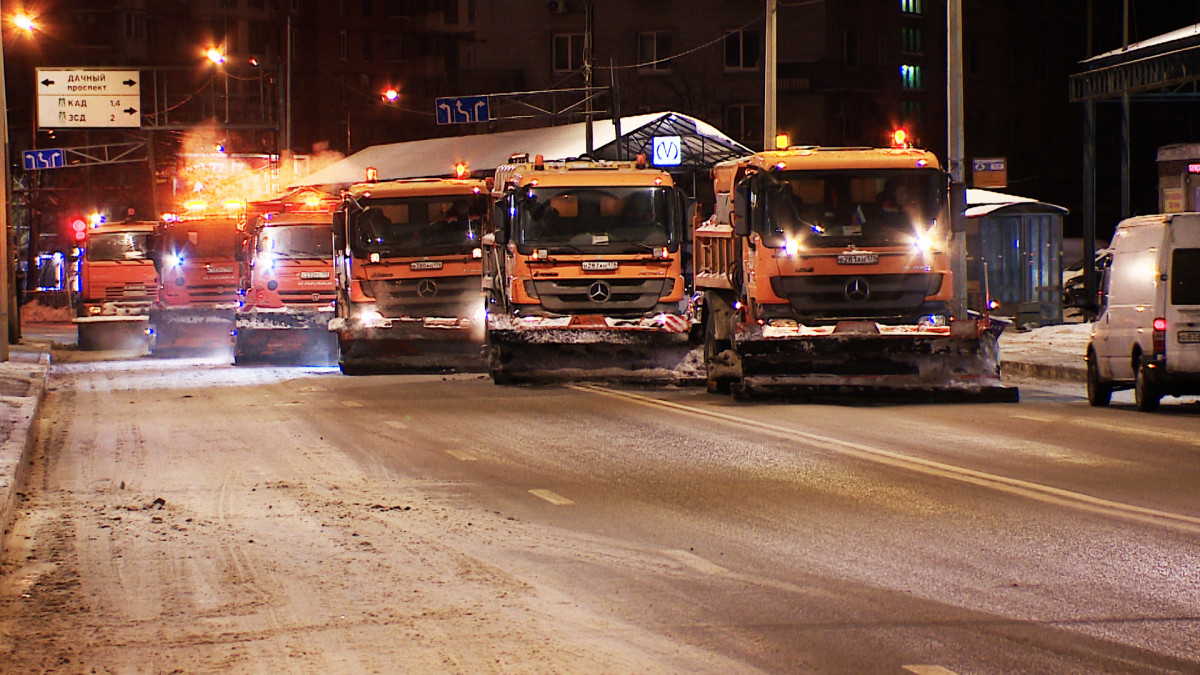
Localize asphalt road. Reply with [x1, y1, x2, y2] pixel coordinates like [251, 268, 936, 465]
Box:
[1, 351, 1199, 673]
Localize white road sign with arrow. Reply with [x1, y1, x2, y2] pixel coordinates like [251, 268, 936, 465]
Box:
[36, 68, 142, 129]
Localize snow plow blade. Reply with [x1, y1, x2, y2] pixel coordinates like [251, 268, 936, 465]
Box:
[149, 308, 235, 358]
[332, 319, 485, 375]
[234, 311, 338, 366]
[721, 320, 1017, 402]
[75, 316, 151, 353]
[487, 325, 701, 384]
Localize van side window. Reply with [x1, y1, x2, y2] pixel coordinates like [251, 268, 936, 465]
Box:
[1097, 252, 1113, 313]
[1171, 248, 1200, 306]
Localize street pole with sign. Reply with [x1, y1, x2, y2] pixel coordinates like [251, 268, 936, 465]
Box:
[0, 23, 11, 360]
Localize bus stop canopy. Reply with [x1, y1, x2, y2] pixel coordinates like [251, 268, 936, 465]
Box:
[288, 111, 752, 191]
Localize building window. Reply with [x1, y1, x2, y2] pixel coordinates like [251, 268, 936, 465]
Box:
[724, 103, 763, 146]
[445, 0, 459, 24]
[249, 0, 265, 9]
[220, 0, 237, 8]
[901, 27, 922, 54]
[386, 0, 405, 17]
[124, 11, 146, 40]
[901, 99, 921, 122]
[843, 29, 859, 65]
[724, 29, 760, 71]
[553, 33, 585, 73]
[638, 31, 673, 72]
[386, 37, 404, 62]
[339, 31, 349, 60]
[900, 64, 923, 90]
[901, 0, 923, 15]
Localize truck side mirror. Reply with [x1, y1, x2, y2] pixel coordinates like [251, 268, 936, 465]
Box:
[733, 180, 752, 237]
[492, 195, 511, 245]
[332, 211, 346, 251]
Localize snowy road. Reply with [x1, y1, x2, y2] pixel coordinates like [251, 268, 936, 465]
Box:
[2, 353, 1199, 673]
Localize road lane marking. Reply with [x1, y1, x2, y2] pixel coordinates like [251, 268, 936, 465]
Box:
[663, 549, 728, 576]
[529, 489, 575, 506]
[903, 667, 959, 675]
[1015, 413, 1200, 447]
[444, 449, 478, 462]
[340, 400, 364, 408]
[384, 420, 408, 429]
[572, 385, 1200, 534]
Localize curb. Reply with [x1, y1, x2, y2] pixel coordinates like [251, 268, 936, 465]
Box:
[1000, 359, 1086, 383]
[0, 349, 51, 562]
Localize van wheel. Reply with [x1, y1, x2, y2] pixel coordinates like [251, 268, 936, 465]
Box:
[1134, 359, 1161, 412]
[1086, 350, 1111, 407]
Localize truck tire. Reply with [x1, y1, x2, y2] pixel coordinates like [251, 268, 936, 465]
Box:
[1086, 349, 1111, 407]
[1134, 359, 1161, 412]
[703, 312, 732, 395]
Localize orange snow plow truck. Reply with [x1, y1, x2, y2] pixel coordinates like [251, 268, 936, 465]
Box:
[483, 154, 694, 383]
[696, 145, 1014, 399]
[148, 202, 246, 356]
[329, 174, 489, 374]
[73, 219, 158, 352]
[233, 191, 339, 365]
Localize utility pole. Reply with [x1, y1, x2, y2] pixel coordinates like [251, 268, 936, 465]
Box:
[763, 0, 778, 151]
[0, 22, 10, 360]
[583, 0, 594, 155]
[947, 0, 968, 319]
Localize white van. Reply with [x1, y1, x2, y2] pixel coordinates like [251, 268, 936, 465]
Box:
[1087, 213, 1200, 411]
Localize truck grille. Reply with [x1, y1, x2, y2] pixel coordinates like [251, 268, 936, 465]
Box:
[770, 273, 941, 321]
[527, 278, 670, 315]
[278, 290, 336, 305]
[363, 275, 479, 317]
[103, 283, 150, 300]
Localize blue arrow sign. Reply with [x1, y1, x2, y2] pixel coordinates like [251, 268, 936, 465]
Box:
[22, 148, 66, 170]
[435, 96, 490, 125]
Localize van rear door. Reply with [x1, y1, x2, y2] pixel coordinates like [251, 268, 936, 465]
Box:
[1166, 215, 1200, 374]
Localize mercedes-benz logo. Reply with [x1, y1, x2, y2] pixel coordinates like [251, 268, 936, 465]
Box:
[311, 293, 321, 302]
[416, 279, 438, 298]
[587, 281, 612, 303]
[844, 277, 870, 302]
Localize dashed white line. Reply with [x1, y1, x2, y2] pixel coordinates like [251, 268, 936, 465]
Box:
[444, 449, 478, 462]
[528, 489, 575, 506]
[663, 549, 728, 575]
[340, 400, 364, 408]
[384, 420, 408, 429]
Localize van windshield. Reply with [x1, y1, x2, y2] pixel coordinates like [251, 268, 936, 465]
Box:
[1171, 249, 1200, 305]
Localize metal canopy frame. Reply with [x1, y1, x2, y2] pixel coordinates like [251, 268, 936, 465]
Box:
[1068, 24, 1200, 318]
[591, 113, 753, 171]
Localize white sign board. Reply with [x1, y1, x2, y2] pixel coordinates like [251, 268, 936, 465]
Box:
[36, 68, 141, 128]
[652, 136, 682, 166]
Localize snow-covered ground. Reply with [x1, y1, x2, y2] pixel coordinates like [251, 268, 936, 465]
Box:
[998, 320, 1091, 373]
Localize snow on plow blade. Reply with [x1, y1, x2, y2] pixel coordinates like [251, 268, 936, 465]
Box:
[149, 308, 236, 358]
[487, 314, 701, 384]
[332, 318, 485, 375]
[727, 320, 1017, 401]
[234, 310, 338, 366]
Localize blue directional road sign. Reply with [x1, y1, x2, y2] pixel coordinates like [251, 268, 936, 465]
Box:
[22, 148, 66, 171]
[435, 96, 490, 125]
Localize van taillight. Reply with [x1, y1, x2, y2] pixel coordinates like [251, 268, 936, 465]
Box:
[1153, 317, 1167, 354]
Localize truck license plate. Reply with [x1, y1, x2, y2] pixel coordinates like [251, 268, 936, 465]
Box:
[582, 261, 618, 271]
[1178, 331, 1200, 344]
[837, 253, 878, 265]
[300, 271, 330, 279]
[410, 261, 443, 270]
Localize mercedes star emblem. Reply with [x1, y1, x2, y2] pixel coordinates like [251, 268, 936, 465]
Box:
[844, 277, 870, 302]
[587, 281, 612, 303]
[416, 279, 438, 298]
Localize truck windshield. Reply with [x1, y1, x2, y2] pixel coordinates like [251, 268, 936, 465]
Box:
[163, 221, 243, 260]
[257, 224, 332, 260]
[86, 232, 151, 261]
[349, 195, 485, 258]
[761, 169, 943, 248]
[517, 186, 678, 254]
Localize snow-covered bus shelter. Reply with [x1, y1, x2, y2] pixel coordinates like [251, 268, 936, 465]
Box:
[288, 111, 752, 199]
[966, 189, 1069, 326]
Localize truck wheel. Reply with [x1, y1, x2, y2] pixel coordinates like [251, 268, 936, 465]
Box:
[1085, 349, 1111, 407]
[488, 345, 512, 385]
[1134, 359, 1161, 412]
[703, 314, 732, 395]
